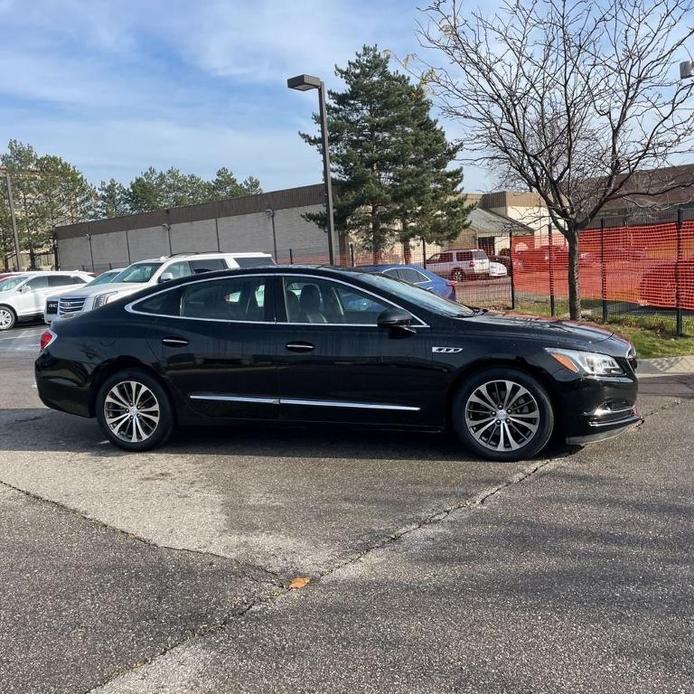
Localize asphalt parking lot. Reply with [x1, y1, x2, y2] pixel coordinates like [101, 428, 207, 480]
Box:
[1, 324, 693, 693]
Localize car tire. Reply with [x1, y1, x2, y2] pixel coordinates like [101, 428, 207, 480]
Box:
[452, 367, 554, 461]
[96, 368, 175, 451]
[0, 305, 16, 331]
[451, 268, 464, 282]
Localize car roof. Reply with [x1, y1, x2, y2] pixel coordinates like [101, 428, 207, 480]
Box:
[131, 252, 272, 264]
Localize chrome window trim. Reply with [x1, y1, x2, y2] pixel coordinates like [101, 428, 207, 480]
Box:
[190, 393, 420, 411]
[126, 271, 430, 328]
[280, 273, 429, 328]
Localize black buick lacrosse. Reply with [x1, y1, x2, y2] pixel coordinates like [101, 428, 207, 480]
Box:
[36, 266, 640, 461]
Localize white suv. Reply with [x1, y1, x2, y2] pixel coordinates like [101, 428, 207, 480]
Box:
[53, 252, 274, 321]
[426, 248, 491, 281]
[0, 271, 93, 331]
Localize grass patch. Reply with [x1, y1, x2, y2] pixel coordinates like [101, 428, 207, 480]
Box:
[513, 300, 694, 359]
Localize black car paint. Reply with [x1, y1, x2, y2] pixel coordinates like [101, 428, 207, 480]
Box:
[36, 266, 639, 444]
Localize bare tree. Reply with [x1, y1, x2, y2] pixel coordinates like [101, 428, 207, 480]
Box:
[420, 0, 694, 318]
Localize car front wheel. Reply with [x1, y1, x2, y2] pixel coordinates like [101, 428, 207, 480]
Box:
[96, 369, 175, 451]
[451, 268, 464, 282]
[453, 368, 554, 461]
[0, 306, 16, 331]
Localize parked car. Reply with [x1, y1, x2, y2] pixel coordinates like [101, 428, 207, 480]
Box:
[639, 258, 694, 310]
[426, 248, 491, 281]
[357, 264, 456, 300]
[44, 268, 125, 324]
[0, 271, 92, 331]
[52, 252, 274, 322]
[489, 261, 508, 278]
[36, 266, 640, 461]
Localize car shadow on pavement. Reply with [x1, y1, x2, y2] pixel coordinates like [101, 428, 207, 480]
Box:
[0, 407, 577, 464]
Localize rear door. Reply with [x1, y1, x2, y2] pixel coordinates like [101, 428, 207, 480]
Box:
[275, 274, 443, 427]
[139, 274, 280, 420]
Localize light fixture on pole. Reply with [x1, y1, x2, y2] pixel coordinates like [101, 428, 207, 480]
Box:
[85, 233, 95, 272]
[287, 73, 338, 265]
[265, 209, 279, 261]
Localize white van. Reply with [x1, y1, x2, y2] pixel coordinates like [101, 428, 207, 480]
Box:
[0, 271, 93, 330]
[53, 252, 274, 322]
[426, 248, 491, 281]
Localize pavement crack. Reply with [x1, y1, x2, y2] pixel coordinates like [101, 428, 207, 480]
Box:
[0, 478, 285, 585]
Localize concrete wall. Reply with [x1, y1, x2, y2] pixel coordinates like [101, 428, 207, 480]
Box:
[57, 204, 327, 272]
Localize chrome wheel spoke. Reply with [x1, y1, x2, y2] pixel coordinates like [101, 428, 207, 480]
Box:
[104, 380, 160, 443]
[465, 379, 541, 453]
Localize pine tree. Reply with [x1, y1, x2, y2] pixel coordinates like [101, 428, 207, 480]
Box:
[95, 179, 130, 218]
[300, 45, 472, 263]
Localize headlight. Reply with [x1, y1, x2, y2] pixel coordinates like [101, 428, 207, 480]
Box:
[93, 292, 117, 308]
[545, 348, 624, 377]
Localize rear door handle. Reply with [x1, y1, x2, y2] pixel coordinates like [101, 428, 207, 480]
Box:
[285, 342, 315, 352]
[162, 337, 189, 347]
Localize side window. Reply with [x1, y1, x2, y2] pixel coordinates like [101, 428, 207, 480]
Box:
[412, 270, 430, 283]
[383, 268, 400, 280]
[135, 288, 183, 317]
[283, 277, 390, 325]
[25, 276, 49, 290]
[457, 251, 472, 262]
[165, 261, 192, 280]
[48, 275, 78, 287]
[180, 276, 267, 321]
[427, 254, 441, 263]
[189, 259, 226, 274]
[440, 252, 453, 263]
[398, 268, 421, 284]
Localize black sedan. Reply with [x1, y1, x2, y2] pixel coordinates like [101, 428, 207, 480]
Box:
[36, 266, 640, 461]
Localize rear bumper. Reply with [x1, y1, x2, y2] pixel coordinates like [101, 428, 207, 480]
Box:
[35, 352, 92, 418]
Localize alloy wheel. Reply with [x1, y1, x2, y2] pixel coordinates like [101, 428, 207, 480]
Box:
[464, 379, 540, 452]
[0, 308, 13, 330]
[103, 380, 160, 443]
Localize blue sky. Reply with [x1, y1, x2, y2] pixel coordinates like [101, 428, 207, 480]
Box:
[0, 0, 491, 193]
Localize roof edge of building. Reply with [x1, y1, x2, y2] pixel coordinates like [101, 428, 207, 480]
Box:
[56, 183, 325, 240]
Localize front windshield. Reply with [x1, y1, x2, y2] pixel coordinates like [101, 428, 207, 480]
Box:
[87, 270, 120, 287]
[357, 272, 475, 317]
[115, 263, 162, 283]
[0, 275, 27, 292]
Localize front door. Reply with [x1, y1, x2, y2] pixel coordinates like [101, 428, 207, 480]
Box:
[275, 274, 444, 427]
[15, 276, 51, 317]
[143, 274, 279, 420]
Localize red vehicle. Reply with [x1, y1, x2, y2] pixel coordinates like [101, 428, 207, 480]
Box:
[639, 258, 694, 310]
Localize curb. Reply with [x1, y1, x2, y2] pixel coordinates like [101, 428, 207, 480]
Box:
[637, 355, 694, 377]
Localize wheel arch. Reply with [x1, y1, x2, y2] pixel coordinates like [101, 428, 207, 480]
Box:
[88, 357, 172, 417]
[445, 357, 561, 428]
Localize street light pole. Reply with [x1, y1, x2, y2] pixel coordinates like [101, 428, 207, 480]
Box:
[265, 209, 279, 261]
[2, 170, 21, 270]
[287, 73, 338, 266]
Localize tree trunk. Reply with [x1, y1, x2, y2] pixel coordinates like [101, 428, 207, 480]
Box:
[402, 240, 412, 264]
[338, 231, 348, 267]
[567, 232, 581, 319]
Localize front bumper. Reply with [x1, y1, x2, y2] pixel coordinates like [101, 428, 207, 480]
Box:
[558, 372, 640, 446]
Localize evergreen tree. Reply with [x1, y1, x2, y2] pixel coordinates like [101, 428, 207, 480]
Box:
[126, 167, 168, 213]
[95, 179, 130, 218]
[301, 45, 471, 263]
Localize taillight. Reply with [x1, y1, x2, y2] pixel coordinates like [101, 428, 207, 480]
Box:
[40, 329, 57, 351]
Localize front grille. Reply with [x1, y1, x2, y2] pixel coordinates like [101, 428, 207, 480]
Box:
[58, 297, 86, 316]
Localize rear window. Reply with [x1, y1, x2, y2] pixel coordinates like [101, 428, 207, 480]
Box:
[190, 258, 227, 274]
[473, 250, 488, 259]
[234, 256, 275, 268]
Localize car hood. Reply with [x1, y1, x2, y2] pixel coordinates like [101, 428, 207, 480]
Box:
[59, 281, 147, 298]
[459, 312, 632, 354]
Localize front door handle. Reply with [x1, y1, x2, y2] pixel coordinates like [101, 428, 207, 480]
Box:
[162, 337, 189, 347]
[285, 341, 315, 352]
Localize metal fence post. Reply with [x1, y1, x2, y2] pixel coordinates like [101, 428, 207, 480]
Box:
[600, 218, 608, 323]
[422, 239, 427, 268]
[289, 248, 294, 265]
[350, 242, 355, 267]
[548, 224, 556, 317]
[509, 227, 515, 310]
[676, 207, 683, 337]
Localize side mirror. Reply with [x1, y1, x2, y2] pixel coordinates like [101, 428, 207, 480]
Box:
[158, 272, 174, 283]
[18, 284, 31, 293]
[377, 308, 416, 336]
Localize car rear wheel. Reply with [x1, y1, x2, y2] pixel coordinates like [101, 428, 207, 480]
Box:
[96, 369, 174, 451]
[453, 368, 554, 461]
[0, 306, 16, 331]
